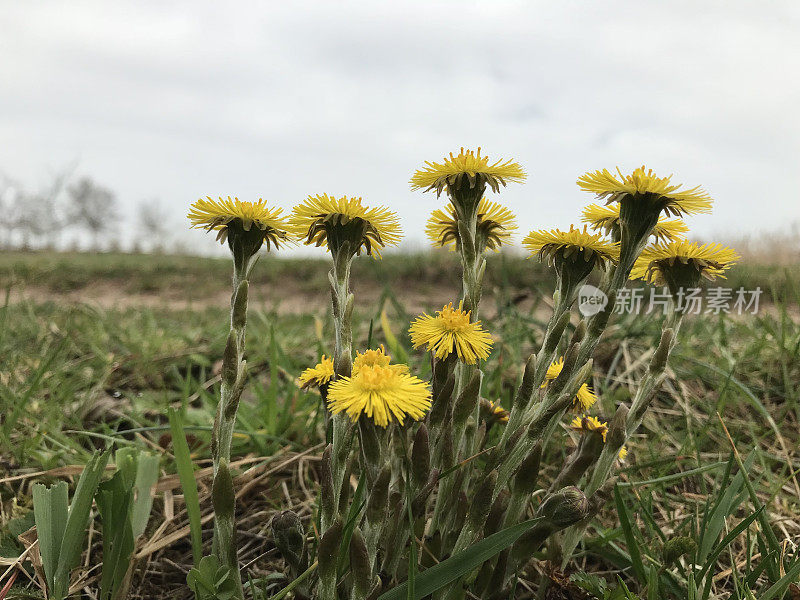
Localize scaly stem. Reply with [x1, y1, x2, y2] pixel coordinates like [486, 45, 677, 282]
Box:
[211, 253, 255, 599]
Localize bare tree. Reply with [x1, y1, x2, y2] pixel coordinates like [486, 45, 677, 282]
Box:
[136, 199, 170, 253]
[0, 174, 21, 249]
[67, 177, 119, 250]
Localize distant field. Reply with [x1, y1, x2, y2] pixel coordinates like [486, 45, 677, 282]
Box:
[1, 251, 799, 598]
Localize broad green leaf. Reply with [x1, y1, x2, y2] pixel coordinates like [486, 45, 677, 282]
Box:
[131, 452, 160, 539]
[97, 471, 135, 600]
[53, 450, 110, 600]
[32, 480, 68, 593]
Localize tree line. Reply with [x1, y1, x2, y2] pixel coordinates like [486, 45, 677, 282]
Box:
[0, 168, 176, 252]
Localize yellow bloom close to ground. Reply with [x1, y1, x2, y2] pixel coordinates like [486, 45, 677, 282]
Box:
[570, 415, 608, 442]
[326, 364, 431, 427]
[410, 147, 526, 196]
[523, 225, 620, 271]
[618, 446, 628, 462]
[426, 198, 518, 252]
[630, 241, 740, 286]
[577, 166, 713, 217]
[352, 345, 409, 375]
[542, 358, 597, 412]
[289, 194, 402, 257]
[485, 400, 510, 423]
[188, 196, 293, 248]
[582, 203, 689, 243]
[409, 302, 493, 364]
[298, 355, 335, 390]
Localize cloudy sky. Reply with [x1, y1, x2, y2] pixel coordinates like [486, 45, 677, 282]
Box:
[1, 1, 798, 254]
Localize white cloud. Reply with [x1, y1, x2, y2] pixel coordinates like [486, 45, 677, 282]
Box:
[0, 0, 798, 254]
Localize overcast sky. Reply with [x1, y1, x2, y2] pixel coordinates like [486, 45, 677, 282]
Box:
[1, 1, 798, 254]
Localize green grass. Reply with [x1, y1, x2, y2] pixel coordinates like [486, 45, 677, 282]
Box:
[1, 251, 799, 598]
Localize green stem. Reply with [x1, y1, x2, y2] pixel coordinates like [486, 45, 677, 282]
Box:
[210, 255, 255, 599]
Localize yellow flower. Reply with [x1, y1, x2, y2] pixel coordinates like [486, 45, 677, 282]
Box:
[352, 345, 409, 376]
[410, 147, 526, 196]
[409, 302, 493, 364]
[630, 241, 740, 286]
[541, 358, 597, 412]
[577, 166, 713, 217]
[582, 203, 688, 243]
[570, 415, 608, 442]
[618, 446, 628, 462]
[426, 198, 518, 252]
[187, 196, 292, 248]
[523, 225, 620, 271]
[289, 194, 402, 257]
[484, 400, 509, 423]
[298, 355, 335, 390]
[327, 364, 431, 427]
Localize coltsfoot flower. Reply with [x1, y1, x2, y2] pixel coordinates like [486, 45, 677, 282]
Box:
[326, 364, 431, 427]
[570, 415, 608, 441]
[352, 345, 409, 375]
[630, 240, 740, 292]
[410, 147, 526, 197]
[188, 196, 292, 249]
[577, 166, 713, 217]
[482, 399, 510, 424]
[298, 355, 335, 390]
[582, 203, 688, 243]
[618, 446, 628, 462]
[409, 302, 493, 364]
[426, 198, 518, 252]
[523, 225, 620, 274]
[541, 358, 597, 412]
[289, 194, 401, 257]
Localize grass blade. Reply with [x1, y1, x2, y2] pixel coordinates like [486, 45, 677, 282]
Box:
[168, 408, 203, 568]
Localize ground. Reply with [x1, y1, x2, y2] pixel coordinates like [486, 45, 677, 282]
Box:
[1, 251, 799, 599]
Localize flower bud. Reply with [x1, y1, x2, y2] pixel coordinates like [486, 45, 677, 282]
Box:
[544, 310, 572, 354]
[570, 319, 587, 345]
[536, 486, 588, 529]
[411, 425, 431, 486]
[662, 536, 697, 566]
[270, 510, 306, 574]
[411, 469, 439, 518]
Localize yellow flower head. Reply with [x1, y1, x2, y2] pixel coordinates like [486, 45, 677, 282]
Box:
[352, 345, 409, 376]
[289, 194, 402, 258]
[410, 147, 526, 197]
[630, 241, 740, 288]
[541, 358, 597, 412]
[570, 415, 608, 442]
[483, 400, 510, 423]
[409, 302, 493, 365]
[298, 355, 335, 390]
[426, 198, 518, 252]
[618, 446, 628, 462]
[582, 203, 689, 243]
[327, 364, 431, 427]
[523, 225, 620, 272]
[577, 166, 713, 217]
[188, 196, 292, 249]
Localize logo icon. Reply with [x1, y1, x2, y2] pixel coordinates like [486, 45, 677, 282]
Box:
[577, 284, 608, 317]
